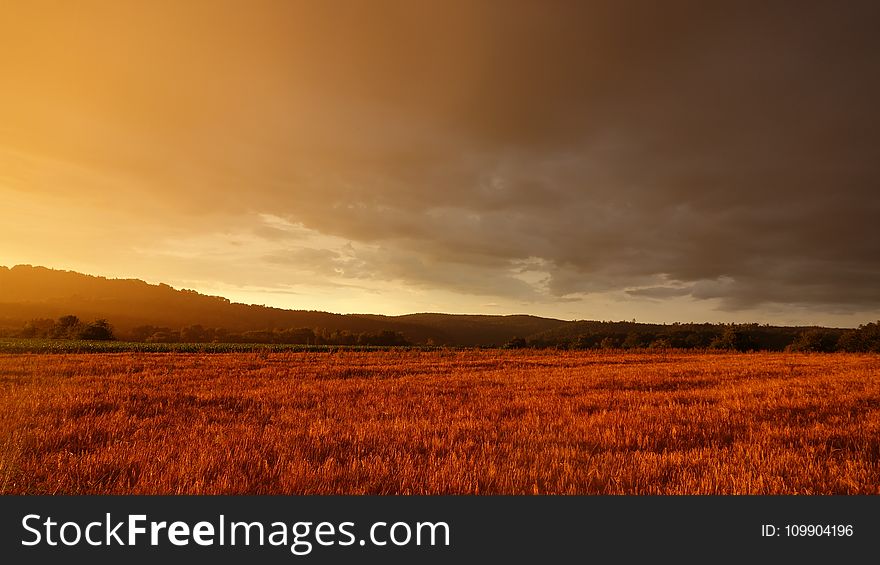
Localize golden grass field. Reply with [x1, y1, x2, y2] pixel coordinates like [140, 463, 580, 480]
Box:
[1, 350, 878, 494]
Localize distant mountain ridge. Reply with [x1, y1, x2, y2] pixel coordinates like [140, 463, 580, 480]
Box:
[0, 265, 567, 346]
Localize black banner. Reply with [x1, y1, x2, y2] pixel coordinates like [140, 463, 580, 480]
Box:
[1, 496, 875, 563]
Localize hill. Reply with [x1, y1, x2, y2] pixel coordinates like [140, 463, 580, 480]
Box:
[0, 265, 566, 346]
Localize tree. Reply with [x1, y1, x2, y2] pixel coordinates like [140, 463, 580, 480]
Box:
[710, 325, 754, 352]
[599, 336, 621, 349]
[77, 319, 115, 341]
[180, 324, 206, 342]
[130, 325, 158, 342]
[573, 335, 598, 349]
[649, 337, 672, 350]
[787, 329, 836, 352]
[858, 321, 880, 353]
[51, 315, 83, 339]
[19, 318, 55, 339]
[836, 329, 862, 352]
[622, 332, 649, 349]
[837, 321, 880, 352]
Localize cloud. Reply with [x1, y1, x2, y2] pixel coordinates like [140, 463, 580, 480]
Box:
[627, 286, 695, 300]
[2, 2, 880, 321]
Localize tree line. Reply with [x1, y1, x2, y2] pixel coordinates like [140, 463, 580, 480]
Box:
[127, 324, 410, 346]
[16, 315, 115, 341]
[506, 321, 880, 353]
[5, 317, 410, 346]
[4, 315, 880, 352]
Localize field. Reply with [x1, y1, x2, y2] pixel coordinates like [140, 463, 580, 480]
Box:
[1, 349, 879, 494]
[0, 338, 393, 354]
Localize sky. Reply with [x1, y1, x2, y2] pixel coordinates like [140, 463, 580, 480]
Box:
[2, 1, 879, 326]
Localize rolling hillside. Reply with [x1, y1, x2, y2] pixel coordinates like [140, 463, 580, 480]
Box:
[0, 265, 567, 345]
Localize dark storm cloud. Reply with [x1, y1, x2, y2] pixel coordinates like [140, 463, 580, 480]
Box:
[259, 0, 880, 312]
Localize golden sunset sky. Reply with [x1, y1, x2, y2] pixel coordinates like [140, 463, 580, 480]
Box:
[2, 1, 879, 325]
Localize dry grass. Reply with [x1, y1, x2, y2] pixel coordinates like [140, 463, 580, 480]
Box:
[1, 350, 878, 494]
